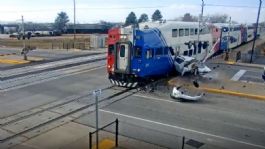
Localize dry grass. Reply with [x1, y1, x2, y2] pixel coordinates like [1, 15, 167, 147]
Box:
[0, 34, 91, 50]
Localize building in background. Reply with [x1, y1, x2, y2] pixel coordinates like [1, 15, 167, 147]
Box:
[66, 24, 110, 34]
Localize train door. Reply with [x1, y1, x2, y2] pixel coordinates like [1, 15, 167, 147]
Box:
[117, 43, 129, 71]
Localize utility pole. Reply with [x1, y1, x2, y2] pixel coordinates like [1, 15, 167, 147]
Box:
[228, 16, 232, 52]
[21, 15, 25, 48]
[198, 0, 205, 42]
[250, 0, 262, 63]
[73, 0, 76, 44]
[197, 0, 205, 60]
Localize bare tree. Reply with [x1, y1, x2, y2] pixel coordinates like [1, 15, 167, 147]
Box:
[182, 13, 198, 22]
[206, 14, 229, 23]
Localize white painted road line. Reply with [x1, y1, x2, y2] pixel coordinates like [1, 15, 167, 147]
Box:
[133, 94, 176, 104]
[100, 109, 265, 149]
[231, 70, 247, 81]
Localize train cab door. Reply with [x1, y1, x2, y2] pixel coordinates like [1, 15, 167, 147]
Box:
[117, 43, 130, 72]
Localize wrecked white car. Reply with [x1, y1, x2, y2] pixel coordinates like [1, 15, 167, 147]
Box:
[170, 86, 204, 101]
[174, 56, 198, 76]
[174, 56, 211, 76]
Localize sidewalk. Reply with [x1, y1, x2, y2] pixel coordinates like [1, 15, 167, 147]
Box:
[12, 122, 166, 149]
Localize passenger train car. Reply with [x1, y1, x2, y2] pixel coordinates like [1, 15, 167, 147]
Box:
[139, 21, 217, 61]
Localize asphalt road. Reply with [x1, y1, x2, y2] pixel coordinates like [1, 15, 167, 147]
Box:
[0, 58, 264, 149]
[0, 66, 110, 118]
[76, 91, 265, 149]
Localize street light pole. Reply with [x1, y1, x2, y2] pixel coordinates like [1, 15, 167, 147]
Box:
[250, 0, 262, 63]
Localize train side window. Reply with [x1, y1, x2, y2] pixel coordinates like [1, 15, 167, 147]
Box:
[146, 49, 154, 59]
[190, 28, 195, 35]
[198, 42, 202, 54]
[156, 48, 163, 56]
[120, 45, 125, 57]
[134, 46, 142, 58]
[195, 29, 198, 35]
[183, 51, 188, 56]
[108, 45, 114, 54]
[185, 28, 189, 36]
[172, 29, 178, 37]
[179, 29, 184, 37]
[189, 50, 193, 57]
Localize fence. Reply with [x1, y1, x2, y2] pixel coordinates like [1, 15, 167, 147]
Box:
[89, 119, 119, 149]
[89, 119, 227, 149]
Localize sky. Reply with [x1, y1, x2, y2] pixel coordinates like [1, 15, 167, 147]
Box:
[0, 0, 264, 24]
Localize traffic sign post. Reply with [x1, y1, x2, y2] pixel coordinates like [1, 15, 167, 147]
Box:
[93, 89, 102, 149]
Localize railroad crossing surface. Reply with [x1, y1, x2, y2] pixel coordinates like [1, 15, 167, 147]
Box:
[0, 47, 265, 149]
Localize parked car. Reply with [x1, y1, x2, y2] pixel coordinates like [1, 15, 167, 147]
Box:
[9, 33, 19, 38]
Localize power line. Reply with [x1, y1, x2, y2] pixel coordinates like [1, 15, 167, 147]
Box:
[205, 4, 265, 9]
[0, 4, 264, 14]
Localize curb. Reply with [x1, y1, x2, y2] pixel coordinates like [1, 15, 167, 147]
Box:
[211, 61, 264, 69]
[202, 87, 265, 101]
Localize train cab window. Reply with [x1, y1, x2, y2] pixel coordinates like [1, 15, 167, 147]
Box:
[185, 29, 189, 36]
[108, 45, 114, 54]
[146, 49, 154, 59]
[156, 48, 163, 56]
[120, 45, 125, 57]
[179, 29, 184, 37]
[195, 29, 198, 35]
[172, 29, 178, 37]
[134, 46, 142, 58]
[190, 28, 195, 35]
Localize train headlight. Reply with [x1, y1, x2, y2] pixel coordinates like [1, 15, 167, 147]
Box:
[108, 65, 111, 68]
[137, 69, 141, 72]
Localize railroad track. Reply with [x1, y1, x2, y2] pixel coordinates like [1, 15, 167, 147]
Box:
[0, 85, 138, 148]
[0, 59, 106, 92]
[1, 53, 105, 79]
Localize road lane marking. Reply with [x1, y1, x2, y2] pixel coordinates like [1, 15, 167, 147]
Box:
[231, 70, 246, 81]
[100, 109, 265, 149]
[133, 94, 176, 103]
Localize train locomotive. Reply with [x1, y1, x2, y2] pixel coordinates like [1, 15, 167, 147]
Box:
[108, 28, 174, 88]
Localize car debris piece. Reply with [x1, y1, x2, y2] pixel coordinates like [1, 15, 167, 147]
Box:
[170, 87, 204, 101]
